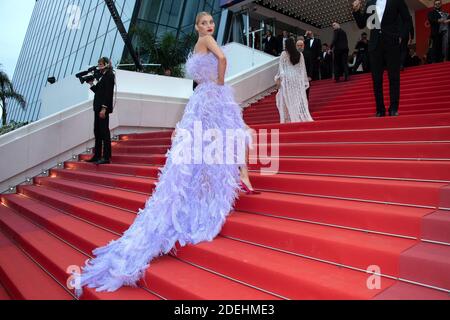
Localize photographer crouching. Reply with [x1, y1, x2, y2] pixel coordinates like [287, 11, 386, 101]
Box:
[82, 57, 115, 165]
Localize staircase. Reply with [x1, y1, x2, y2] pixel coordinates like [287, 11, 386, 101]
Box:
[1, 62, 449, 300]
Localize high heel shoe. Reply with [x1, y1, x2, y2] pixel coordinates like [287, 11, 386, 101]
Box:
[240, 180, 261, 195]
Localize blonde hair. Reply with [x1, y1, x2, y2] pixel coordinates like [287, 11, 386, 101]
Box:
[196, 11, 212, 25]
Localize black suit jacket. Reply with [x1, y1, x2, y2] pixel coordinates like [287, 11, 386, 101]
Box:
[428, 9, 445, 37]
[90, 70, 115, 114]
[305, 38, 322, 60]
[302, 50, 313, 78]
[353, 0, 412, 51]
[398, 12, 415, 40]
[263, 36, 278, 55]
[330, 28, 349, 52]
[321, 51, 333, 65]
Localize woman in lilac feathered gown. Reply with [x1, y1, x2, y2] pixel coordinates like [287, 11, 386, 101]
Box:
[74, 12, 258, 296]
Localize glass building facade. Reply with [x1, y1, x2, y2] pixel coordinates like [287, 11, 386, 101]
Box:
[8, 0, 223, 125]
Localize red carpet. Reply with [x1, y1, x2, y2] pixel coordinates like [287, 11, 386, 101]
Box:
[1, 62, 449, 299]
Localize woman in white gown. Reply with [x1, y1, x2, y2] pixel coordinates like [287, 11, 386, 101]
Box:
[275, 37, 313, 123]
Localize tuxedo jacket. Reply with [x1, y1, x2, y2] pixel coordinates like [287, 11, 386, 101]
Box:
[331, 28, 349, 52]
[263, 36, 278, 55]
[90, 69, 115, 114]
[321, 52, 333, 65]
[353, 0, 412, 51]
[305, 38, 322, 60]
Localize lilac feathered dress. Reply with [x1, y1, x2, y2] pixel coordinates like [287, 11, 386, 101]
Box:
[74, 50, 251, 296]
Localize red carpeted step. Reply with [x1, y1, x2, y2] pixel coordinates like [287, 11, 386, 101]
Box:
[144, 256, 279, 300]
[113, 145, 170, 155]
[33, 177, 147, 212]
[254, 126, 450, 143]
[2, 193, 122, 254]
[34, 175, 433, 238]
[120, 130, 173, 141]
[51, 166, 444, 207]
[0, 223, 73, 300]
[247, 112, 450, 131]
[17, 185, 134, 234]
[373, 282, 450, 300]
[255, 142, 450, 159]
[64, 161, 160, 178]
[79, 153, 166, 166]
[310, 83, 450, 98]
[0, 201, 146, 300]
[250, 173, 444, 207]
[399, 242, 450, 290]
[250, 158, 450, 181]
[1, 200, 101, 283]
[310, 93, 450, 107]
[1, 196, 272, 300]
[50, 168, 155, 194]
[310, 102, 450, 116]
[222, 211, 415, 277]
[176, 236, 397, 300]
[245, 108, 450, 123]
[117, 137, 172, 144]
[234, 192, 434, 238]
[0, 282, 10, 300]
[311, 109, 450, 121]
[422, 210, 450, 244]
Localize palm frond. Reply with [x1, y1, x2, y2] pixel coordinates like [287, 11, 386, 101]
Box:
[2, 91, 26, 108]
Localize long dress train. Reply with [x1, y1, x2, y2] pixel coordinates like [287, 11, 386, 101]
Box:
[74, 49, 251, 296]
[275, 51, 313, 123]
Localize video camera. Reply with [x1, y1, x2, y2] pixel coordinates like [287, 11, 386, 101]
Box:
[75, 66, 102, 84]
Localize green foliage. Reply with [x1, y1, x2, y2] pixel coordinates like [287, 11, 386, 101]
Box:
[0, 64, 26, 127]
[0, 120, 29, 136]
[119, 28, 197, 77]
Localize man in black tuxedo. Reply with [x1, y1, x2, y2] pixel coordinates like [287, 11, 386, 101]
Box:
[305, 31, 322, 80]
[330, 22, 349, 82]
[428, 0, 450, 63]
[263, 30, 278, 56]
[297, 39, 313, 100]
[399, 13, 415, 70]
[352, 0, 412, 117]
[320, 43, 333, 79]
[87, 57, 115, 165]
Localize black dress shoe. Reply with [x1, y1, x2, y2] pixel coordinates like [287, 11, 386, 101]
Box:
[389, 110, 399, 117]
[95, 159, 111, 165]
[85, 157, 99, 163]
[376, 112, 386, 117]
